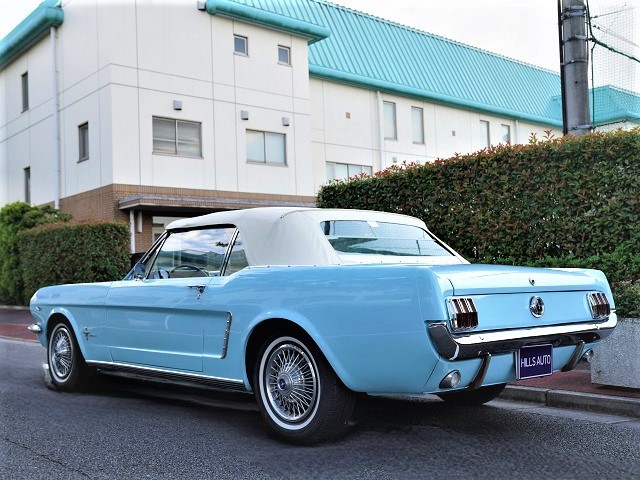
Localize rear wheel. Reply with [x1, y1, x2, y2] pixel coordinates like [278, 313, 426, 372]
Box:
[48, 321, 93, 392]
[437, 383, 507, 406]
[254, 334, 355, 444]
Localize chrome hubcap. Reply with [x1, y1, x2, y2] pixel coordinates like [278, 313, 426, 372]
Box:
[50, 327, 73, 380]
[265, 343, 318, 423]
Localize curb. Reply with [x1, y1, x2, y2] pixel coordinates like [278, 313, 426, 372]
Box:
[501, 385, 640, 419]
[0, 305, 29, 311]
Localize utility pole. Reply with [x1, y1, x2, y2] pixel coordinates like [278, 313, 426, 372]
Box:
[558, 0, 591, 137]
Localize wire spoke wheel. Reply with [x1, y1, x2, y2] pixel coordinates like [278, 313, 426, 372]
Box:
[50, 325, 74, 381]
[264, 343, 318, 424]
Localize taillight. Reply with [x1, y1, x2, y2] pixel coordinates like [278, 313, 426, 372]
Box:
[587, 292, 611, 319]
[446, 297, 478, 331]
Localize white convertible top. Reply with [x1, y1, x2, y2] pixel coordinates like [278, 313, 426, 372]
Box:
[166, 207, 459, 266]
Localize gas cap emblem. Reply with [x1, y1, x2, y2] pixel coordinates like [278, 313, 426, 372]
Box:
[529, 296, 545, 317]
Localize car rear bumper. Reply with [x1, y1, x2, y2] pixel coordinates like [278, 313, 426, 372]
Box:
[427, 313, 617, 361]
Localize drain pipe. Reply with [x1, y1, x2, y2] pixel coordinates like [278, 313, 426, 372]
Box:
[129, 210, 136, 253]
[376, 90, 384, 172]
[514, 120, 520, 144]
[50, 26, 61, 209]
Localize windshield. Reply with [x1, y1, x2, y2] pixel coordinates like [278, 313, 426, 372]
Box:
[320, 220, 454, 257]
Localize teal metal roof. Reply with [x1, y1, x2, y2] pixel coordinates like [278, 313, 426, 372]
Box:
[590, 86, 640, 125]
[0, 0, 63, 70]
[227, 0, 565, 126]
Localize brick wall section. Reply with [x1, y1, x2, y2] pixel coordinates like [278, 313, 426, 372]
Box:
[58, 183, 317, 253]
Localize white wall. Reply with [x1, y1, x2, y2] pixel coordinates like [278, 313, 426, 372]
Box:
[1, 0, 564, 211]
[309, 78, 563, 190]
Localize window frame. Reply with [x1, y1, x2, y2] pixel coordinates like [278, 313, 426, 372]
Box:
[152, 116, 202, 158]
[246, 129, 287, 165]
[325, 162, 373, 182]
[78, 122, 90, 162]
[21, 72, 29, 112]
[479, 120, 491, 149]
[278, 45, 291, 65]
[383, 101, 397, 140]
[234, 35, 248, 56]
[24, 167, 31, 204]
[134, 225, 247, 280]
[411, 106, 425, 144]
[501, 124, 511, 145]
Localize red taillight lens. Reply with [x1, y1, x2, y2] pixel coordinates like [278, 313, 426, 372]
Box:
[587, 292, 611, 319]
[448, 297, 478, 331]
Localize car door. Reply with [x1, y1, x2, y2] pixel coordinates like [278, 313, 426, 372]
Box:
[105, 226, 237, 372]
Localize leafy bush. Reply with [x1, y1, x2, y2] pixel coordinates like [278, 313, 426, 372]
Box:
[19, 222, 131, 303]
[317, 128, 640, 317]
[0, 202, 70, 304]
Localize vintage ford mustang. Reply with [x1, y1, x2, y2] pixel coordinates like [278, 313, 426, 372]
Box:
[29, 207, 616, 443]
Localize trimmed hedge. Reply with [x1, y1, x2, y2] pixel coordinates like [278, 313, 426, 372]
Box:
[19, 222, 131, 303]
[317, 128, 640, 317]
[0, 202, 70, 305]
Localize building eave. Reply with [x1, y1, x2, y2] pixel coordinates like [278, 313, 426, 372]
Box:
[204, 0, 331, 44]
[0, 0, 64, 71]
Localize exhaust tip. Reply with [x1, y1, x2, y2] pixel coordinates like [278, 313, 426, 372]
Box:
[582, 349, 594, 363]
[439, 370, 461, 389]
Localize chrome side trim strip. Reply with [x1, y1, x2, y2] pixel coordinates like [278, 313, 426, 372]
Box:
[86, 360, 247, 392]
[221, 312, 232, 359]
[428, 313, 617, 361]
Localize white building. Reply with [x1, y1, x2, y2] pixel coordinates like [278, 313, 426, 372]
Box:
[1, 0, 638, 251]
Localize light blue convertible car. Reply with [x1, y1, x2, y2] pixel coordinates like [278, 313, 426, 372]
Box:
[29, 207, 616, 443]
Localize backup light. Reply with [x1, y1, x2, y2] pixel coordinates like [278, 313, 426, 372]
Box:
[439, 370, 461, 389]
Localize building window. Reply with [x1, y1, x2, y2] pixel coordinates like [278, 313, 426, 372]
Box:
[278, 46, 291, 65]
[152, 117, 202, 157]
[480, 120, 490, 149]
[383, 101, 397, 140]
[246, 130, 286, 164]
[24, 167, 31, 204]
[234, 35, 248, 55]
[78, 123, 89, 161]
[412, 107, 424, 144]
[21, 72, 29, 112]
[326, 162, 373, 182]
[501, 124, 511, 144]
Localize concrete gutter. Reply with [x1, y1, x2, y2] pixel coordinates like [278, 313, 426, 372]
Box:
[501, 385, 640, 419]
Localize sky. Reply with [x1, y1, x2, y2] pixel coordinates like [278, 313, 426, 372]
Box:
[0, 0, 563, 71]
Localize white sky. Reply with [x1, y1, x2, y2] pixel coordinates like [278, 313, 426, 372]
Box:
[1, 0, 629, 74]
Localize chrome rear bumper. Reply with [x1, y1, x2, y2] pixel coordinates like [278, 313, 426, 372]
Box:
[427, 313, 617, 361]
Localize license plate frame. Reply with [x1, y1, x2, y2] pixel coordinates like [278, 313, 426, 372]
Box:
[516, 344, 553, 380]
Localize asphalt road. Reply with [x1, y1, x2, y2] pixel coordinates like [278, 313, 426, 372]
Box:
[2, 338, 640, 480]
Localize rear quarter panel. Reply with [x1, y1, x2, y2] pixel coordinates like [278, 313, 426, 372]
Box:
[207, 264, 449, 393]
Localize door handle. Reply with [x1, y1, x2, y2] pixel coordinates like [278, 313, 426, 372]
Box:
[187, 285, 206, 294]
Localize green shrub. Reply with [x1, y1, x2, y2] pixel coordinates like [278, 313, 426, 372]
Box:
[19, 222, 131, 303]
[317, 128, 640, 317]
[0, 202, 70, 304]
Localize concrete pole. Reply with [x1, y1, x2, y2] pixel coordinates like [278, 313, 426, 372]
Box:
[559, 0, 591, 137]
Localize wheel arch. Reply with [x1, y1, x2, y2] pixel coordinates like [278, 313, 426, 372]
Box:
[244, 317, 355, 393]
[45, 309, 88, 359]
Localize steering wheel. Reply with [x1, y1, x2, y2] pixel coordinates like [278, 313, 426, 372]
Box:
[169, 264, 210, 278]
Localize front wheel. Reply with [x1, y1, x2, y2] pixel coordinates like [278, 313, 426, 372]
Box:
[48, 321, 93, 392]
[254, 334, 354, 444]
[437, 383, 507, 406]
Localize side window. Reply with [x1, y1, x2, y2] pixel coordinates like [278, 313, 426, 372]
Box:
[225, 232, 248, 276]
[148, 227, 236, 278]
